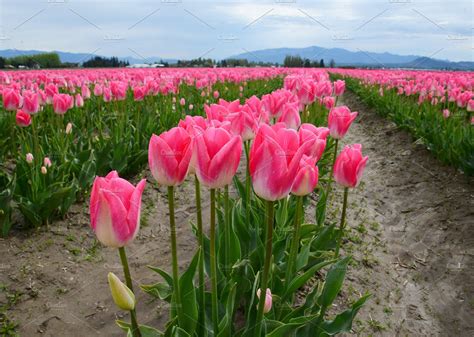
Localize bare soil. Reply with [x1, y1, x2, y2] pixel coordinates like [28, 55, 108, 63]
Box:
[1, 92, 473, 336]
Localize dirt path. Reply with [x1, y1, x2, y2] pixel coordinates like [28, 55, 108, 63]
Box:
[333, 92, 474, 336]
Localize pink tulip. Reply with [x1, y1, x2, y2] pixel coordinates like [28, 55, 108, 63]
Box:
[94, 84, 103, 96]
[133, 86, 146, 101]
[53, 94, 73, 115]
[277, 102, 301, 130]
[442, 109, 450, 118]
[322, 96, 335, 110]
[333, 144, 368, 188]
[22, 91, 40, 114]
[334, 80, 345, 96]
[43, 157, 52, 168]
[148, 127, 193, 186]
[81, 84, 91, 99]
[467, 99, 474, 112]
[213, 90, 219, 99]
[250, 124, 313, 201]
[2, 89, 22, 111]
[195, 127, 242, 189]
[90, 171, 146, 248]
[292, 156, 318, 196]
[298, 124, 328, 162]
[179, 98, 186, 106]
[256, 288, 272, 314]
[16, 109, 31, 127]
[328, 106, 358, 139]
[75, 93, 84, 107]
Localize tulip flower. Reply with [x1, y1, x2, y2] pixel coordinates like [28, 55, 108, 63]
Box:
[2, 89, 22, 111]
[53, 94, 73, 115]
[442, 109, 450, 118]
[148, 127, 192, 186]
[291, 156, 319, 196]
[65, 122, 73, 134]
[75, 94, 84, 108]
[195, 127, 242, 189]
[333, 80, 346, 96]
[90, 171, 146, 248]
[299, 124, 328, 162]
[133, 86, 146, 101]
[26, 153, 34, 164]
[249, 124, 313, 201]
[108, 272, 136, 311]
[256, 288, 272, 314]
[328, 106, 358, 140]
[333, 144, 368, 188]
[43, 157, 52, 168]
[41, 166, 47, 175]
[278, 102, 301, 130]
[16, 110, 31, 127]
[22, 91, 40, 114]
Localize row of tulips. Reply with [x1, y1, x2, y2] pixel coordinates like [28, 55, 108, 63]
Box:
[90, 75, 370, 336]
[0, 68, 286, 235]
[330, 69, 474, 175]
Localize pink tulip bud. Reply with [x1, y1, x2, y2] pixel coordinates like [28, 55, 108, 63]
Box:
[133, 86, 146, 101]
[16, 109, 31, 127]
[26, 153, 34, 164]
[90, 171, 146, 248]
[323, 96, 335, 109]
[213, 90, 219, 99]
[41, 166, 48, 175]
[43, 157, 52, 168]
[189, 104, 194, 110]
[22, 91, 40, 114]
[328, 106, 358, 139]
[442, 109, 450, 118]
[256, 288, 272, 314]
[467, 99, 474, 112]
[65, 122, 73, 134]
[148, 127, 193, 186]
[179, 98, 186, 106]
[333, 144, 368, 188]
[195, 127, 242, 189]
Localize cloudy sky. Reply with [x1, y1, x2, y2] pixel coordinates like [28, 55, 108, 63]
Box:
[0, 0, 472, 61]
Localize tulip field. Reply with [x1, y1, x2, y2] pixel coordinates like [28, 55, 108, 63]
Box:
[0, 67, 473, 337]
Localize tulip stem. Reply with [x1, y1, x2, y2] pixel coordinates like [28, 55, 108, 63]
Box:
[224, 185, 230, 275]
[167, 186, 182, 322]
[320, 138, 339, 224]
[335, 187, 349, 258]
[210, 188, 219, 335]
[244, 140, 251, 221]
[194, 176, 205, 336]
[285, 196, 303, 295]
[118, 247, 141, 337]
[254, 200, 274, 337]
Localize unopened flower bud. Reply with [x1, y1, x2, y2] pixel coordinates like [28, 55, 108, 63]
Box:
[108, 272, 136, 311]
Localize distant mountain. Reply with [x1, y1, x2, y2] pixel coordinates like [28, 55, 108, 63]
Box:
[230, 46, 474, 70]
[0, 49, 176, 65]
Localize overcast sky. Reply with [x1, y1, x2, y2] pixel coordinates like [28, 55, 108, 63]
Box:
[0, 0, 472, 61]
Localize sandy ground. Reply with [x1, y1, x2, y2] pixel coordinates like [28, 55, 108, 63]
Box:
[1, 92, 473, 336]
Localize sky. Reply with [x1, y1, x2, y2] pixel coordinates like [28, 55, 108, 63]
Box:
[0, 0, 472, 62]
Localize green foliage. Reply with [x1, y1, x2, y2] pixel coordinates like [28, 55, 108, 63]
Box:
[7, 52, 61, 68]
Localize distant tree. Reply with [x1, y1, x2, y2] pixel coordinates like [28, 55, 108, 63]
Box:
[0, 57, 5, 69]
[329, 59, 336, 68]
[83, 56, 129, 68]
[319, 59, 325, 68]
[303, 58, 311, 68]
[284, 55, 304, 67]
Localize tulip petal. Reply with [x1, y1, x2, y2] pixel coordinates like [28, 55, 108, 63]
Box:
[207, 135, 242, 188]
[98, 189, 130, 247]
[126, 179, 147, 241]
